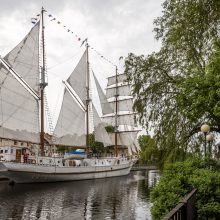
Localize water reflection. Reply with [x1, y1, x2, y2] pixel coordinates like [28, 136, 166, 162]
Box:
[0, 170, 160, 220]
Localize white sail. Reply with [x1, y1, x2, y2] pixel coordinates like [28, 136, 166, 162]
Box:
[102, 113, 135, 127]
[4, 22, 40, 93]
[53, 88, 86, 147]
[93, 72, 113, 115]
[93, 105, 113, 147]
[0, 22, 40, 143]
[106, 84, 131, 99]
[109, 98, 133, 112]
[109, 131, 138, 152]
[0, 65, 40, 143]
[134, 139, 141, 151]
[67, 51, 87, 104]
[107, 73, 127, 87]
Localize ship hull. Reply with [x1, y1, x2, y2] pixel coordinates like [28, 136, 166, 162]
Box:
[0, 161, 132, 183]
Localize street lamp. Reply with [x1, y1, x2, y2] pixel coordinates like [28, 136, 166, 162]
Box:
[206, 134, 214, 157]
[201, 124, 210, 157]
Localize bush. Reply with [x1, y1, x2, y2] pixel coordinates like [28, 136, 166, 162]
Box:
[150, 157, 220, 219]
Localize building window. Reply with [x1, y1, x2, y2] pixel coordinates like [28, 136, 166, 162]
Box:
[14, 141, 17, 145]
[5, 150, 8, 153]
[21, 142, 23, 146]
[11, 149, 13, 154]
[0, 150, 3, 153]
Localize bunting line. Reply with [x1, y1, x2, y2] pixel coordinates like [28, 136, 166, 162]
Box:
[31, 9, 117, 68]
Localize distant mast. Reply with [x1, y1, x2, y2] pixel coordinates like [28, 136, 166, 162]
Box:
[114, 66, 118, 157]
[86, 41, 90, 152]
[40, 7, 47, 156]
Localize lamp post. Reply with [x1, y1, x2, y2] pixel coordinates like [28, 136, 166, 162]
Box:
[201, 124, 210, 157]
[206, 134, 214, 157]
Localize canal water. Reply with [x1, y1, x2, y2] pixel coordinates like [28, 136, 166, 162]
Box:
[0, 170, 159, 220]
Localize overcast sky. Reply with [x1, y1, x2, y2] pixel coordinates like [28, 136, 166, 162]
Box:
[0, 0, 163, 130]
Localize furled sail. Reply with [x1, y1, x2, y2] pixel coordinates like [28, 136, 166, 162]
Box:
[92, 105, 113, 147]
[53, 88, 86, 147]
[67, 51, 87, 103]
[0, 22, 40, 143]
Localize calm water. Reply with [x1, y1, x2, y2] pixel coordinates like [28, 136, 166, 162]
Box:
[0, 170, 159, 220]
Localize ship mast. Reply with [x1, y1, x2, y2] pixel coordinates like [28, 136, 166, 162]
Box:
[40, 7, 47, 156]
[86, 42, 90, 153]
[114, 66, 118, 157]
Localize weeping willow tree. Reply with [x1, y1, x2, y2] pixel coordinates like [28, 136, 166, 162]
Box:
[125, 0, 220, 163]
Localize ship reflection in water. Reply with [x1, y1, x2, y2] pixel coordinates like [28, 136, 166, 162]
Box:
[0, 170, 160, 220]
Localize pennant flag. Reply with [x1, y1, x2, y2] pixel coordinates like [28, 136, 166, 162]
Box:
[67, 29, 70, 32]
[57, 21, 61, 24]
[51, 18, 56, 21]
[119, 56, 124, 60]
[80, 38, 87, 47]
[31, 18, 37, 24]
[78, 38, 81, 41]
[36, 14, 40, 16]
[48, 14, 53, 17]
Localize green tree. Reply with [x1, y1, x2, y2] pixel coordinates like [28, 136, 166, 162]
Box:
[125, 0, 220, 162]
[89, 133, 105, 154]
[150, 158, 220, 219]
[138, 135, 158, 165]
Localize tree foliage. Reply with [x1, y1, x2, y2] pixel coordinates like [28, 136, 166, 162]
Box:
[150, 158, 220, 219]
[138, 135, 158, 164]
[89, 133, 105, 153]
[125, 0, 220, 159]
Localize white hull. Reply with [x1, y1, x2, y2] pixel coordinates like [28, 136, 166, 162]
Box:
[0, 160, 133, 183]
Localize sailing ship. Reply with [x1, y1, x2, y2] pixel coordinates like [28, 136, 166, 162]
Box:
[0, 8, 140, 183]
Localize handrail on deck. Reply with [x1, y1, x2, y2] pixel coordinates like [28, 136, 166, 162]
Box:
[163, 188, 197, 220]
